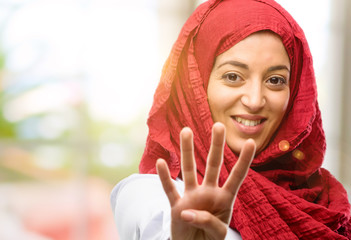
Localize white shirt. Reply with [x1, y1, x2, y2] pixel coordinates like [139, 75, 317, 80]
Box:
[111, 174, 242, 240]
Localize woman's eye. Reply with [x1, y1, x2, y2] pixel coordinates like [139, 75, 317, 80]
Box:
[267, 77, 286, 85]
[223, 73, 241, 83]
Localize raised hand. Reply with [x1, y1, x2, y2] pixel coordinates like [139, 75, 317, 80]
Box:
[156, 122, 256, 240]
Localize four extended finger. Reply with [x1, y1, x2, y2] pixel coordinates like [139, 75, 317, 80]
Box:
[203, 122, 226, 186]
[223, 139, 256, 195]
[180, 127, 198, 190]
[156, 159, 180, 206]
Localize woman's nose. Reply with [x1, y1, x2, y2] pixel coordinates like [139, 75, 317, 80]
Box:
[241, 83, 266, 112]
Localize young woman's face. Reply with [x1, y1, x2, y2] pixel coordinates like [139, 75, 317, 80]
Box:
[207, 31, 290, 155]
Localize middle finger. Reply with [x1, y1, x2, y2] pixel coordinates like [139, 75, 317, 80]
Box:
[180, 127, 198, 190]
[203, 122, 226, 186]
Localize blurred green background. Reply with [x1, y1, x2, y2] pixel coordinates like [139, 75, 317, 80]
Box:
[0, 0, 350, 239]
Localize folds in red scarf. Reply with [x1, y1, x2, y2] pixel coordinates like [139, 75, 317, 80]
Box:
[139, 0, 351, 238]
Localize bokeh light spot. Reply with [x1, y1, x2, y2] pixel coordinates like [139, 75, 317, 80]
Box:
[292, 149, 305, 160]
[279, 140, 290, 151]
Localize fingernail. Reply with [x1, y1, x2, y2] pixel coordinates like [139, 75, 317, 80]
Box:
[181, 210, 196, 222]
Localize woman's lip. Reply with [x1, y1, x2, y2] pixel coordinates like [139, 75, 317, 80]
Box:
[233, 114, 266, 121]
[231, 116, 265, 135]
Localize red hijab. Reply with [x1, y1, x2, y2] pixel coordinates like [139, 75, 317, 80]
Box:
[139, 0, 351, 238]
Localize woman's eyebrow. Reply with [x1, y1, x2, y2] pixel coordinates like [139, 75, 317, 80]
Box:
[216, 61, 290, 72]
[268, 65, 290, 72]
[216, 60, 249, 70]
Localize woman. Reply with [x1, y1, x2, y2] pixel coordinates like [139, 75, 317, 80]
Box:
[111, 0, 351, 239]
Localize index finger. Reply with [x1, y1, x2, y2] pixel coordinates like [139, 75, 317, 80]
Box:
[222, 139, 256, 195]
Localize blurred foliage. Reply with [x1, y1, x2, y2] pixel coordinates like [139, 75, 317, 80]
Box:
[0, 100, 143, 184]
[0, 47, 143, 183]
[0, 50, 16, 138]
[0, 49, 5, 70]
[0, 4, 146, 186]
[0, 103, 16, 138]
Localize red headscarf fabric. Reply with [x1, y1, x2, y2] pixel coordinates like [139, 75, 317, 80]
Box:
[139, 0, 351, 238]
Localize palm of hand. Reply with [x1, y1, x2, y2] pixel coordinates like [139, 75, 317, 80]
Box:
[156, 123, 256, 240]
[171, 186, 233, 240]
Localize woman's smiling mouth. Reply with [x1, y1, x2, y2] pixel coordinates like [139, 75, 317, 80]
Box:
[234, 116, 262, 126]
[231, 115, 266, 135]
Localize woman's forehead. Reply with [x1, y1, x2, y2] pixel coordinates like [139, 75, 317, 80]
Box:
[213, 31, 291, 73]
[194, 0, 296, 87]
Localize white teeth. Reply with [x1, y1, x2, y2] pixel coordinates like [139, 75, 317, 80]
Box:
[235, 117, 262, 126]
